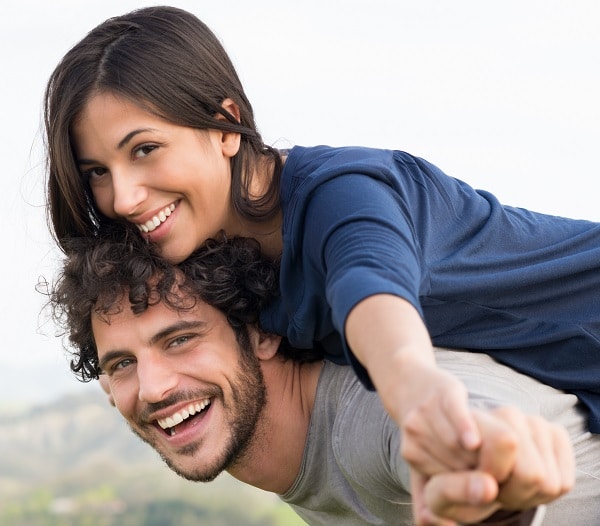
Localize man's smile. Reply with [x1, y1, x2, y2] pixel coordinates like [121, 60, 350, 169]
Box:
[156, 398, 212, 437]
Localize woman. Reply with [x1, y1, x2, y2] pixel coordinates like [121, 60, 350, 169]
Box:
[44, 4, 600, 500]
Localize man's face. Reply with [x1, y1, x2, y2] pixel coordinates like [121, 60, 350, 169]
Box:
[92, 296, 266, 481]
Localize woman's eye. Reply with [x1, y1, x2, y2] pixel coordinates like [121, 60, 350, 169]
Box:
[83, 167, 108, 180]
[133, 144, 158, 159]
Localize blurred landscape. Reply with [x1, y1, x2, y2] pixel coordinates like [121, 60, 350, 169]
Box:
[0, 389, 305, 526]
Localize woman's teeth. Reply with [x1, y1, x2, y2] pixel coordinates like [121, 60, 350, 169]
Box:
[137, 203, 176, 233]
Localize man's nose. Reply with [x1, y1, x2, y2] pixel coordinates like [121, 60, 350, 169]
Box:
[137, 355, 178, 403]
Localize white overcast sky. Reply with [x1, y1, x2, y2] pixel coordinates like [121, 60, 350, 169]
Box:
[2, 0, 599, 405]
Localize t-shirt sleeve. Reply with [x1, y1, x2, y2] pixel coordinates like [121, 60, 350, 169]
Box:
[333, 375, 412, 499]
[303, 173, 424, 384]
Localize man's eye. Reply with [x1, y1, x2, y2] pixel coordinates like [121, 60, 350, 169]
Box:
[171, 335, 191, 347]
[114, 358, 136, 370]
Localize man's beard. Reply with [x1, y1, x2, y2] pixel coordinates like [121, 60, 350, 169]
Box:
[129, 341, 267, 482]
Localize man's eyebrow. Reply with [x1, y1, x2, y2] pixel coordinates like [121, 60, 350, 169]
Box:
[98, 320, 208, 370]
[98, 350, 129, 372]
[148, 320, 208, 346]
[97, 320, 208, 371]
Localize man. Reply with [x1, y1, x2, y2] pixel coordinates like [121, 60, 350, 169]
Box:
[50, 234, 587, 525]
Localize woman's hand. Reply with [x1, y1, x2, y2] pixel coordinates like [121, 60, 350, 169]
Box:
[413, 408, 574, 525]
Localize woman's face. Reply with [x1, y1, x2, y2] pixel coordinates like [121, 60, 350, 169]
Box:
[72, 92, 241, 263]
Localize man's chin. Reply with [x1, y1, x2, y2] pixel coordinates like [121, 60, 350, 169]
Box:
[159, 452, 225, 483]
[130, 426, 229, 482]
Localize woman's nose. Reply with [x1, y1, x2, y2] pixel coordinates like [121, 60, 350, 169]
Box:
[111, 170, 148, 218]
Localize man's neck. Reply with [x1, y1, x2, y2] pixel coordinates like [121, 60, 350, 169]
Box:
[227, 358, 323, 493]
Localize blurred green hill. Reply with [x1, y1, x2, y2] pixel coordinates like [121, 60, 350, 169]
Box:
[0, 390, 305, 525]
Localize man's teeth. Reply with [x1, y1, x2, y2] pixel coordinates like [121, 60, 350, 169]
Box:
[137, 203, 176, 233]
[157, 399, 211, 431]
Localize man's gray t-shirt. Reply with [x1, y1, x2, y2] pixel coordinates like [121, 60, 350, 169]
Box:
[278, 357, 545, 526]
[279, 361, 413, 525]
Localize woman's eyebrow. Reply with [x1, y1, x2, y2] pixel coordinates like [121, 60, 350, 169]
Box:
[117, 128, 157, 149]
[76, 128, 160, 167]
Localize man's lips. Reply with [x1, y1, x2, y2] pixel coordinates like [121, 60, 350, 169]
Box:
[155, 398, 212, 437]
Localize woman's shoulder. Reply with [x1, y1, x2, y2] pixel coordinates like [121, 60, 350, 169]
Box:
[285, 144, 399, 170]
[281, 144, 406, 195]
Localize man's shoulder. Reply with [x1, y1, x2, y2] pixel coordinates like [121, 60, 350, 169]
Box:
[317, 363, 410, 492]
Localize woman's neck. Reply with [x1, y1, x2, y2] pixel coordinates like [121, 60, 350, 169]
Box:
[238, 153, 284, 259]
[246, 213, 283, 260]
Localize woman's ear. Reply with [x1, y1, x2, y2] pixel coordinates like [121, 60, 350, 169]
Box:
[220, 98, 241, 122]
[216, 98, 242, 157]
[250, 328, 281, 361]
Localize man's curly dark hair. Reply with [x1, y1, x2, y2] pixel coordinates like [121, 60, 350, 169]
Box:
[50, 227, 320, 382]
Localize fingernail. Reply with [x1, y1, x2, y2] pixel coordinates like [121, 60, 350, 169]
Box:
[462, 430, 479, 449]
[468, 476, 484, 503]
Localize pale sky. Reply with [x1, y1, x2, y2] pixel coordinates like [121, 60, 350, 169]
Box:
[2, 0, 599, 405]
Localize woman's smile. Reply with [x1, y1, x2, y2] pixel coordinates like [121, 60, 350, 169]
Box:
[135, 202, 177, 234]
